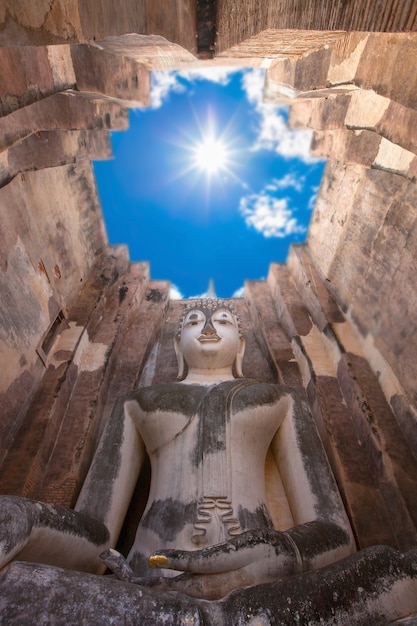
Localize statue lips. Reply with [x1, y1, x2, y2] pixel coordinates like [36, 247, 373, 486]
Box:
[197, 334, 221, 343]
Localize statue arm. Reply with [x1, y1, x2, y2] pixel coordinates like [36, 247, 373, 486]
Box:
[75, 396, 146, 547]
[0, 396, 145, 574]
[269, 391, 355, 569]
[143, 519, 352, 599]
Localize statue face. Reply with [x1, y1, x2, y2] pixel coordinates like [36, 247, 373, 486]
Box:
[179, 306, 242, 372]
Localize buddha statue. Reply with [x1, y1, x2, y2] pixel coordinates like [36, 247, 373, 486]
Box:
[97, 299, 354, 598]
[1, 299, 417, 624]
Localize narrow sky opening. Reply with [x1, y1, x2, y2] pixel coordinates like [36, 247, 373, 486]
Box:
[94, 68, 325, 299]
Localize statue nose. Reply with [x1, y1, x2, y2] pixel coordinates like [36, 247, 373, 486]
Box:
[201, 321, 216, 336]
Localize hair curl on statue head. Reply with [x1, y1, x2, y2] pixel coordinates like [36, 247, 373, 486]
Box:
[177, 298, 243, 338]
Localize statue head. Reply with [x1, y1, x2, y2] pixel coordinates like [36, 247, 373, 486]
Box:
[175, 299, 245, 381]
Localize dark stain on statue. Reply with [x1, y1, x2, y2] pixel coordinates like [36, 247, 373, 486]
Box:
[0, 497, 109, 557]
[76, 397, 126, 520]
[192, 383, 235, 467]
[192, 381, 287, 468]
[140, 499, 197, 542]
[238, 504, 274, 532]
[130, 383, 207, 416]
[231, 382, 287, 414]
[39, 503, 109, 545]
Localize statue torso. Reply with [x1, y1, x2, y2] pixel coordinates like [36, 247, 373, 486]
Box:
[125, 380, 288, 575]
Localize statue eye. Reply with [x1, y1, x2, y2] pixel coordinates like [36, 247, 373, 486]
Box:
[214, 312, 231, 325]
[186, 313, 202, 326]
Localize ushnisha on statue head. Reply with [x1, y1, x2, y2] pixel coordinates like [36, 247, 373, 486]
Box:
[175, 298, 245, 383]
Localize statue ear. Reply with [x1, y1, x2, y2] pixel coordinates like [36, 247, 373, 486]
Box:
[174, 333, 185, 380]
[234, 335, 246, 378]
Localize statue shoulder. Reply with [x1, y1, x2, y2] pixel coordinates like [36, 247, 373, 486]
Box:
[125, 383, 207, 415]
[232, 380, 294, 413]
[124, 380, 298, 415]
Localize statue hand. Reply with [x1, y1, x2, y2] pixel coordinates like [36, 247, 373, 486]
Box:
[149, 528, 300, 582]
[148, 521, 352, 599]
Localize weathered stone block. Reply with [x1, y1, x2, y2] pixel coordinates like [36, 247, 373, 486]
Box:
[0, 90, 128, 150]
[71, 42, 150, 106]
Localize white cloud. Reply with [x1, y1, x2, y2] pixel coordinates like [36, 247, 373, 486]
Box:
[267, 173, 305, 193]
[150, 72, 186, 108]
[252, 104, 315, 162]
[241, 68, 267, 105]
[239, 191, 306, 238]
[232, 285, 245, 298]
[183, 291, 209, 300]
[308, 185, 320, 210]
[169, 284, 184, 300]
[150, 68, 238, 109]
[240, 68, 319, 164]
[178, 67, 237, 85]
[167, 283, 245, 301]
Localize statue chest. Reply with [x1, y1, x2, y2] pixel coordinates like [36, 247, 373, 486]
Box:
[130, 381, 282, 462]
[129, 381, 284, 551]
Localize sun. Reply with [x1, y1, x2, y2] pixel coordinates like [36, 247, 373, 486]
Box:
[193, 136, 229, 174]
[170, 108, 246, 193]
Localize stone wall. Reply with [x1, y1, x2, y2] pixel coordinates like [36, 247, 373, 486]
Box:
[265, 31, 417, 442]
[265, 251, 417, 551]
[216, 0, 417, 53]
[0, 0, 197, 51]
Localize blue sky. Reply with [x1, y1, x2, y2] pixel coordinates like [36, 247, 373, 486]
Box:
[94, 68, 324, 299]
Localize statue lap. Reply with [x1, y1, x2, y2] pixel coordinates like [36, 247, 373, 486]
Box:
[2, 546, 417, 625]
